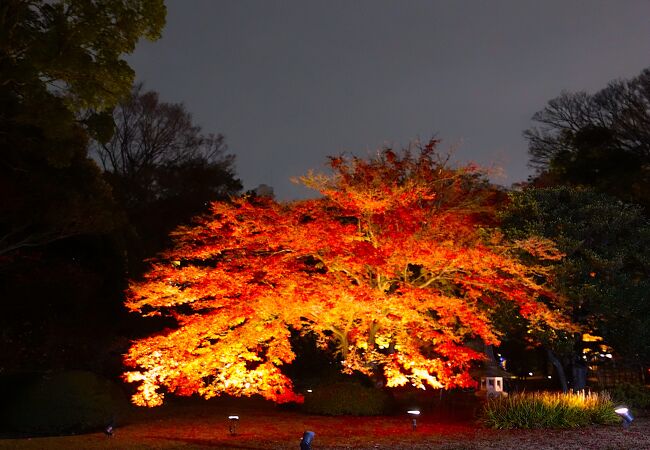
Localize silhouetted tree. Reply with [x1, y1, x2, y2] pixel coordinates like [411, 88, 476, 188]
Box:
[525, 67, 650, 209]
[94, 84, 242, 266]
[0, 0, 165, 258]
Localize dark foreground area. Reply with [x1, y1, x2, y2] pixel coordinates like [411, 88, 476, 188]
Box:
[0, 397, 647, 450]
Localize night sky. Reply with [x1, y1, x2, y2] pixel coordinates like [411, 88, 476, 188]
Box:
[128, 0, 650, 200]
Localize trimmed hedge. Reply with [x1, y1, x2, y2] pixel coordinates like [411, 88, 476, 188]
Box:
[1, 371, 129, 436]
[480, 391, 619, 429]
[302, 380, 391, 416]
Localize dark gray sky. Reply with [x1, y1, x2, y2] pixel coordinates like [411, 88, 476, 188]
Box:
[129, 0, 650, 200]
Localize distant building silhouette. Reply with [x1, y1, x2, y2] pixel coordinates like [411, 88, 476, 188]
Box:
[252, 184, 275, 199]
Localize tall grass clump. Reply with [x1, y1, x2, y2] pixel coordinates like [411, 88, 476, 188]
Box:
[481, 391, 619, 429]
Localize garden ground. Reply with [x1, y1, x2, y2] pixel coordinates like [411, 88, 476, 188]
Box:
[0, 397, 647, 450]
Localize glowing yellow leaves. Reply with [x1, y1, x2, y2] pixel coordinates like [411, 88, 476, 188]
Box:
[582, 333, 603, 342]
[124, 309, 301, 405]
[124, 370, 165, 407]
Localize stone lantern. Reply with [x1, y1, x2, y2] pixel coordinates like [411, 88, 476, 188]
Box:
[476, 359, 509, 398]
[480, 375, 504, 397]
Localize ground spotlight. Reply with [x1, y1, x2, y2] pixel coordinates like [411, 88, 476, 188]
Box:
[614, 406, 634, 428]
[407, 409, 420, 430]
[300, 430, 315, 450]
[228, 415, 239, 435]
[104, 416, 115, 438]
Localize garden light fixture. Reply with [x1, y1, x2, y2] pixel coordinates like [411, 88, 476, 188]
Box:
[300, 430, 315, 450]
[228, 415, 239, 435]
[104, 417, 115, 438]
[407, 410, 420, 430]
[614, 406, 634, 428]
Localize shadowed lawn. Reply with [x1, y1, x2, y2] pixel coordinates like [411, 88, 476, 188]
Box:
[0, 397, 647, 449]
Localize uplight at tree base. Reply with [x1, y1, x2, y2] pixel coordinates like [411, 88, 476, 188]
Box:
[615, 407, 634, 428]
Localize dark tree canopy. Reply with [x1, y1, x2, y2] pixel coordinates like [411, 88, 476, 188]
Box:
[0, 0, 166, 258]
[1, 1, 165, 113]
[501, 186, 650, 367]
[524, 67, 650, 209]
[94, 84, 242, 264]
[0, 0, 165, 373]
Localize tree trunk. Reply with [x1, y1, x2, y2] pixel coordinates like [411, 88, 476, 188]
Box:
[485, 344, 498, 365]
[571, 355, 587, 391]
[546, 348, 568, 393]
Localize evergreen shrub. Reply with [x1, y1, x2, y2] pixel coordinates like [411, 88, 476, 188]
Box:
[302, 380, 390, 416]
[1, 371, 129, 436]
[609, 383, 650, 410]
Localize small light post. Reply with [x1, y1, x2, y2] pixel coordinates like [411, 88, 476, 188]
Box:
[614, 406, 634, 428]
[300, 430, 315, 450]
[228, 415, 239, 435]
[407, 410, 420, 430]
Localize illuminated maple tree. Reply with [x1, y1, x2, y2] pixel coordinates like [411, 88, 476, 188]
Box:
[124, 141, 574, 407]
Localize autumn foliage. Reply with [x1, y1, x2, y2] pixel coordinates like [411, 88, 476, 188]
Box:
[124, 142, 573, 407]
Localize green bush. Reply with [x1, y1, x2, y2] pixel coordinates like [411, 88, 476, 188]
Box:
[1, 371, 129, 436]
[609, 383, 650, 410]
[302, 380, 390, 416]
[480, 391, 619, 429]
